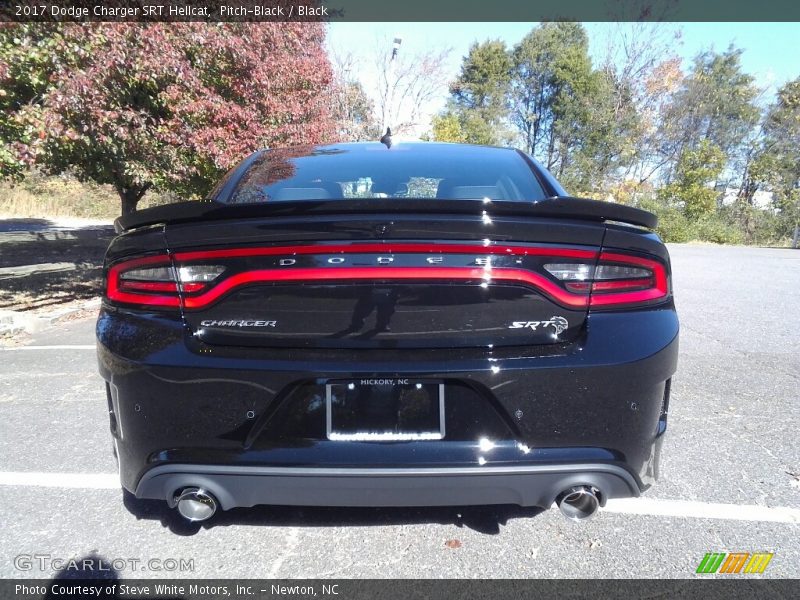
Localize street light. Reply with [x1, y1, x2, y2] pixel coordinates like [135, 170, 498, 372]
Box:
[384, 36, 403, 132]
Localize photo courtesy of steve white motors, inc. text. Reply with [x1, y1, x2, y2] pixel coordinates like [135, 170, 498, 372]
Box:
[14, 582, 342, 597]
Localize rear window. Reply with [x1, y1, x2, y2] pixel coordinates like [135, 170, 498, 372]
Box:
[225, 143, 547, 204]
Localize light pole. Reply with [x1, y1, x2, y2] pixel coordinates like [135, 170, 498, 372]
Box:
[383, 36, 402, 133]
[341, 65, 353, 140]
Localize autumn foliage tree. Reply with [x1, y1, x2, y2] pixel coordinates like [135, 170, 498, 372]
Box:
[1, 23, 335, 214]
[0, 24, 79, 179]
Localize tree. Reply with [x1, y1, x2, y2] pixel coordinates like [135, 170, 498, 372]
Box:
[0, 24, 82, 179]
[557, 65, 643, 194]
[329, 51, 380, 142]
[451, 40, 512, 123]
[2, 23, 335, 215]
[430, 112, 465, 143]
[372, 36, 450, 136]
[658, 47, 759, 185]
[448, 40, 513, 146]
[658, 140, 726, 220]
[738, 78, 800, 240]
[761, 78, 800, 201]
[508, 22, 628, 189]
[592, 23, 684, 196]
[625, 55, 684, 191]
[511, 23, 585, 158]
[331, 80, 380, 142]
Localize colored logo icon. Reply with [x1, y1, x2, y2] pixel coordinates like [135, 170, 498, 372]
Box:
[696, 552, 774, 574]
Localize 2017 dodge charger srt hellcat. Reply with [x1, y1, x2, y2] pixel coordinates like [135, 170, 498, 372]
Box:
[97, 142, 678, 522]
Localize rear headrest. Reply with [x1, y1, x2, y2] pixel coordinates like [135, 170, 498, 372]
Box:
[272, 188, 332, 201]
[437, 183, 503, 200]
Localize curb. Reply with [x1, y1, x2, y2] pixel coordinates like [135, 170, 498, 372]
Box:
[0, 297, 100, 337]
[0, 262, 79, 280]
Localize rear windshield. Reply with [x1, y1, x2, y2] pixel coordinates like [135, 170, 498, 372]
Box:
[225, 143, 548, 204]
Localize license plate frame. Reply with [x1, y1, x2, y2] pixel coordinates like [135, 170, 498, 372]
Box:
[325, 378, 445, 441]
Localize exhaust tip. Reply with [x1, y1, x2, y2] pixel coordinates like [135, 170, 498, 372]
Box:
[556, 486, 600, 521]
[175, 487, 218, 522]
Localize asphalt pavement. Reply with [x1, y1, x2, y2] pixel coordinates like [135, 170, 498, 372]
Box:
[0, 244, 798, 579]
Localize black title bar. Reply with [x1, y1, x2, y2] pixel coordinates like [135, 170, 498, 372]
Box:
[4, 578, 800, 599]
[2, 0, 800, 22]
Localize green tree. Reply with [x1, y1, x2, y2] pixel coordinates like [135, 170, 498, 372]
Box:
[508, 22, 635, 191]
[546, 25, 606, 183]
[448, 40, 512, 145]
[745, 78, 800, 239]
[511, 23, 589, 160]
[430, 112, 465, 143]
[559, 67, 640, 193]
[658, 140, 726, 220]
[659, 47, 759, 183]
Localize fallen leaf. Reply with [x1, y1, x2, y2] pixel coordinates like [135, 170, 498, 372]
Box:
[445, 539, 462, 549]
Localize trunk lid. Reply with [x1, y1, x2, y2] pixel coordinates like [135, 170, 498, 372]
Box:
[165, 213, 605, 349]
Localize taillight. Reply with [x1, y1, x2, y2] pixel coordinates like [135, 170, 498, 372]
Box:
[106, 255, 225, 308]
[107, 244, 667, 311]
[590, 252, 669, 307]
[544, 251, 669, 308]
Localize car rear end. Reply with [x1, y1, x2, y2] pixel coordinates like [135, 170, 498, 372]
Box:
[97, 143, 678, 522]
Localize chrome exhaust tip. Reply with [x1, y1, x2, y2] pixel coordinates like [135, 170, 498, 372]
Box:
[556, 486, 600, 521]
[175, 487, 218, 522]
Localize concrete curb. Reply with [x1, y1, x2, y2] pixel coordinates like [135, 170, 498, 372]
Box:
[0, 297, 100, 337]
[0, 262, 79, 280]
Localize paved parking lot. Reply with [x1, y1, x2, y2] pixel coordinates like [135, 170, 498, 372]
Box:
[0, 244, 798, 579]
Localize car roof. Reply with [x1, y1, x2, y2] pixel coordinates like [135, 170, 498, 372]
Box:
[268, 141, 521, 156]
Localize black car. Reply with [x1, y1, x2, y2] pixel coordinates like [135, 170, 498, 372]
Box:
[97, 142, 678, 523]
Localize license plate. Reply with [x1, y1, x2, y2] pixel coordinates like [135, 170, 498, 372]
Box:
[326, 379, 445, 441]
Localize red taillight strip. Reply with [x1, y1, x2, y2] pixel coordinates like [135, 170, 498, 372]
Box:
[107, 254, 181, 308]
[589, 252, 669, 307]
[118, 281, 206, 293]
[173, 243, 598, 261]
[119, 281, 180, 293]
[181, 266, 590, 310]
[107, 246, 669, 310]
[590, 278, 653, 292]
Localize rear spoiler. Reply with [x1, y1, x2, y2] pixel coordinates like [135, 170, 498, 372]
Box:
[115, 196, 657, 233]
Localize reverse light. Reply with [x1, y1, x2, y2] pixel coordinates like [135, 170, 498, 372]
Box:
[177, 265, 226, 283]
[595, 264, 651, 280]
[543, 263, 593, 281]
[119, 266, 174, 281]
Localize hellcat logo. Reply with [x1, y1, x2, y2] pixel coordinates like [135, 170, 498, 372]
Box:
[509, 316, 569, 335]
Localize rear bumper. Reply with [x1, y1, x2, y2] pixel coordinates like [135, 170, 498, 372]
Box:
[98, 304, 678, 509]
[139, 463, 639, 509]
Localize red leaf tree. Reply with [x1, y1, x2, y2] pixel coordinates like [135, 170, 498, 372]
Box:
[36, 23, 334, 215]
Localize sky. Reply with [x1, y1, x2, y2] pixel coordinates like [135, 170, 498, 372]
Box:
[327, 22, 800, 134]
